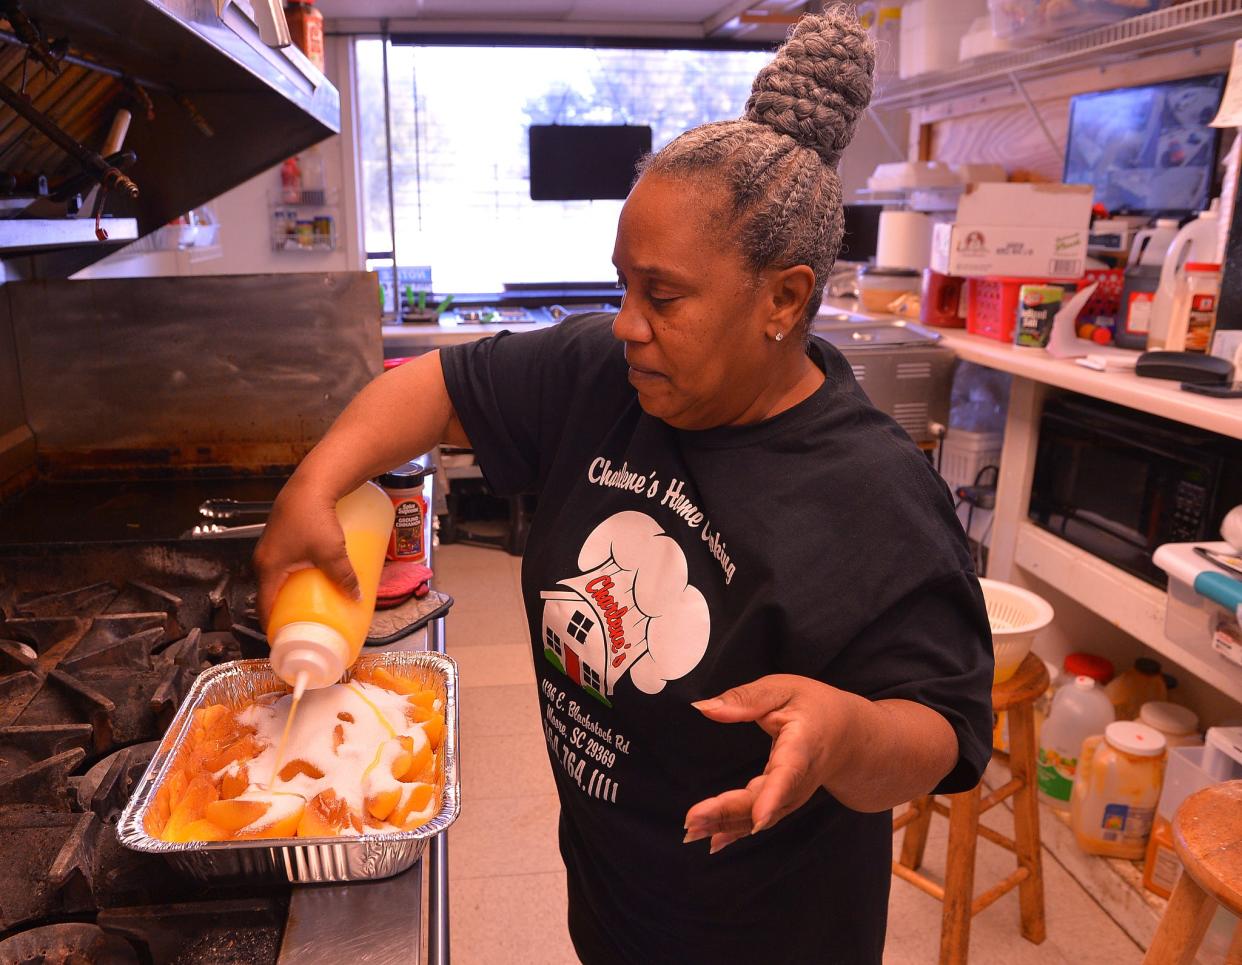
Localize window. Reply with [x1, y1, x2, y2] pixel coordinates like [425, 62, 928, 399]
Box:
[356, 40, 770, 294]
[582, 664, 602, 692]
[568, 610, 595, 645]
[545, 626, 563, 657]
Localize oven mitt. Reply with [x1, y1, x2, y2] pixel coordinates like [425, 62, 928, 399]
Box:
[376, 561, 434, 610]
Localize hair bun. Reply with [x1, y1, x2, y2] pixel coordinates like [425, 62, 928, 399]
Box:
[744, 10, 875, 167]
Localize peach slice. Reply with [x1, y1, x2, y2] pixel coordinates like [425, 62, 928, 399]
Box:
[166, 818, 228, 843]
[297, 789, 353, 838]
[406, 688, 438, 710]
[205, 798, 271, 833]
[163, 774, 219, 840]
[418, 712, 445, 752]
[332, 723, 346, 754]
[277, 759, 324, 783]
[220, 764, 249, 800]
[366, 788, 402, 821]
[337, 711, 355, 724]
[238, 803, 304, 839]
[205, 734, 261, 773]
[392, 735, 432, 783]
[390, 783, 436, 827]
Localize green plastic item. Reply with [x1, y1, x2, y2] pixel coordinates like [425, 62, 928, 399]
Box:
[418, 290, 426, 311]
[433, 294, 455, 315]
[404, 284, 415, 309]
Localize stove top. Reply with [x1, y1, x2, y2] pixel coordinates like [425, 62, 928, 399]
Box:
[0, 540, 289, 962]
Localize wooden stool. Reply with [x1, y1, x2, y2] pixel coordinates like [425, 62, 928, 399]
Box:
[1143, 781, 1242, 964]
[892, 651, 1050, 965]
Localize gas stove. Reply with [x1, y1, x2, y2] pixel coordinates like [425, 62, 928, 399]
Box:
[0, 540, 290, 963]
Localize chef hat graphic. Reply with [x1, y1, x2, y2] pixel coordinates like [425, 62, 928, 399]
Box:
[577, 511, 710, 694]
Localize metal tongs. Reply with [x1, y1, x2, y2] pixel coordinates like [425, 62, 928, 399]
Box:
[197, 499, 274, 520]
[184, 522, 267, 540]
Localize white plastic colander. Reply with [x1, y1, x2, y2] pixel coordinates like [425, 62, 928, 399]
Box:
[978, 578, 1055, 684]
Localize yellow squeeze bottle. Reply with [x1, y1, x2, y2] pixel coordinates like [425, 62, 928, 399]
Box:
[267, 481, 395, 700]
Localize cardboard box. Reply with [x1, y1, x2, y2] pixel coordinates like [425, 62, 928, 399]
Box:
[931, 182, 1094, 278]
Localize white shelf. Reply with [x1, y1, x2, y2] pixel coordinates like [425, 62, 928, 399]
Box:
[937, 328, 1242, 440]
[871, 0, 1242, 110]
[1014, 521, 1242, 704]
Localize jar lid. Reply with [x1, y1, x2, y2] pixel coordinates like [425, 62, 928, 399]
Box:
[1104, 720, 1167, 757]
[377, 461, 429, 489]
[1185, 262, 1221, 273]
[1134, 657, 1163, 676]
[859, 266, 920, 278]
[1139, 701, 1198, 736]
[1064, 652, 1114, 684]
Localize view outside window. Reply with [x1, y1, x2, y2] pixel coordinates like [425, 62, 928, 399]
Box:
[356, 40, 770, 294]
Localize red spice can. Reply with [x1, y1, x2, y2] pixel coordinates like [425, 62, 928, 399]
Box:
[377, 462, 431, 563]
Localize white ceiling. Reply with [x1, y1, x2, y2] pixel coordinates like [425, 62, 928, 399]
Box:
[317, 0, 808, 38]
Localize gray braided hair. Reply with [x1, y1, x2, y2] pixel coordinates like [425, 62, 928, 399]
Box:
[636, 7, 874, 334]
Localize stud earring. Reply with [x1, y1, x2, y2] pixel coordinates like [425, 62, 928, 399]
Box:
[774, 331, 785, 342]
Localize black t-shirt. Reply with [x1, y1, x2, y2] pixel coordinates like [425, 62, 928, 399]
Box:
[440, 313, 994, 965]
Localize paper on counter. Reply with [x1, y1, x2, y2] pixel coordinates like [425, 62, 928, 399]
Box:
[1212, 39, 1242, 128]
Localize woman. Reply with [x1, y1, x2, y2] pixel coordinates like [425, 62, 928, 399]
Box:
[256, 11, 993, 963]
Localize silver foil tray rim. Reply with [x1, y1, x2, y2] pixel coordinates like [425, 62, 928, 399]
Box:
[116, 651, 459, 883]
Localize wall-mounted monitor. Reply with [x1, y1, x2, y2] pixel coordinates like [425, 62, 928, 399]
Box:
[1064, 74, 1225, 217]
[529, 124, 653, 201]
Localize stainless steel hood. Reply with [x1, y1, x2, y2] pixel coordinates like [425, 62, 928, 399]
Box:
[0, 0, 340, 278]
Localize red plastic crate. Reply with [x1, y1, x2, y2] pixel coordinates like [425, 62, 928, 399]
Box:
[966, 277, 1029, 342]
[966, 275, 1082, 343]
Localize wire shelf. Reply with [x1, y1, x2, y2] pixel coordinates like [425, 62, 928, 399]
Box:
[871, 0, 1242, 111]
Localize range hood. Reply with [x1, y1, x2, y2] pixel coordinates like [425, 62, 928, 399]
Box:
[0, 0, 340, 279]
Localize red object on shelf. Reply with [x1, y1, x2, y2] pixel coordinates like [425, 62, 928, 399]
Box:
[966, 275, 1080, 342]
[1064, 652, 1115, 685]
[1081, 267, 1124, 326]
[966, 277, 1030, 342]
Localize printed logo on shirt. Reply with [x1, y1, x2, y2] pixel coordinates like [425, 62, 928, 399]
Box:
[539, 511, 710, 707]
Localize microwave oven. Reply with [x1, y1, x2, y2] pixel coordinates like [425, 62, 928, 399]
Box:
[1029, 395, 1242, 587]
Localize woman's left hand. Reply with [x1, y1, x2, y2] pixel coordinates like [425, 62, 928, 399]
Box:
[683, 674, 864, 855]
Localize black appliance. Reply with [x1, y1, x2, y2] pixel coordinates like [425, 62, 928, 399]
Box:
[528, 124, 652, 201]
[1029, 394, 1242, 587]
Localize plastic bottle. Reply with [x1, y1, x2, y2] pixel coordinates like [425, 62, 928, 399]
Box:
[1147, 202, 1222, 350]
[1071, 721, 1167, 859]
[285, 0, 325, 71]
[1037, 675, 1116, 807]
[266, 481, 395, 699]
[1105, 658, 1168, 721]
[280, 156, 301, 205]
[1115, 218, 1179, 350]
[1164, 263, 1221, 353]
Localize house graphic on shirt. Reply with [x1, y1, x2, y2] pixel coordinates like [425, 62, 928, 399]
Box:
[540, 511, 710, 706]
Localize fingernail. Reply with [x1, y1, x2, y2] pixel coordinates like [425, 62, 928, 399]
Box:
[751, 817, 770, 835]
[683, 829, 710, 845]
[709, 840, 727, 855]
[691, 699, 722, 712]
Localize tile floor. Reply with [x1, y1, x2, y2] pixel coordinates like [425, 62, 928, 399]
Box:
[434, 543, 1145, 964]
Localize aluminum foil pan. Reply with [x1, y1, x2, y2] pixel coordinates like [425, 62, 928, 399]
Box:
[116, 651, 459, 884]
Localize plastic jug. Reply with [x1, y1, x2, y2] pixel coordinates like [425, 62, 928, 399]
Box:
[1104, 658, 1168, 721]
[1147, 202, 1222, 350]
[1071, 721, 1167, 860]
[1115, 219, 1179, 349]
[1037, 675, 1115, 807]
[266, 481, 395, 698]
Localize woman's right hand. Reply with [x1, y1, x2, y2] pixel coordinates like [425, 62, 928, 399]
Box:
[254, 476, 360, 627]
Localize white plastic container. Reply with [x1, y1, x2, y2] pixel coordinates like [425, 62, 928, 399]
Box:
[1071, 721, 1167, 859]
[1139, 701, 1200, 749]
[1164, 262, 1221, 353]
[1148, 202, 1222, 350]
[937, 428, 1002, 496]
[899, 0, 988, 78]
[1037, 675, 1115, 807]
[1130, 219, 1181, 269]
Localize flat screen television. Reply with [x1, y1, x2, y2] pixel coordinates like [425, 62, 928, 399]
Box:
[1063, 74, 1225, 217]
[529, 124, 653, 201]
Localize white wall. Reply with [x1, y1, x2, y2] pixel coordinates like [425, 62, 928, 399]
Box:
[76, 37, 364, 280]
